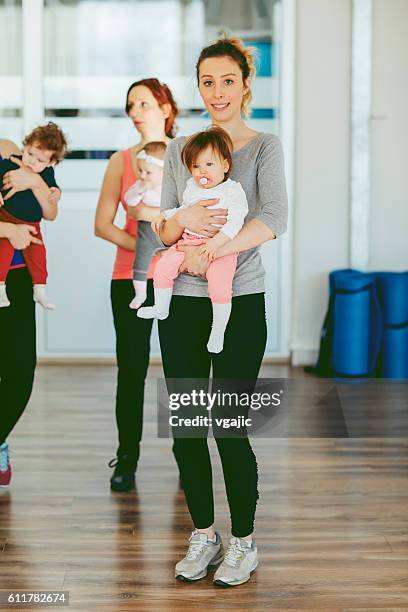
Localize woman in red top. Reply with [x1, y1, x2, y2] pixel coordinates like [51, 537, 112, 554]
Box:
[95, 79, 178, 491]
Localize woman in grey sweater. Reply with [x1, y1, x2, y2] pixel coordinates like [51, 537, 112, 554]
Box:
[158, 36, 288, 587]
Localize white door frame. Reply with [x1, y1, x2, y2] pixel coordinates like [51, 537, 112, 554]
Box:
[278, 0, 296, 360]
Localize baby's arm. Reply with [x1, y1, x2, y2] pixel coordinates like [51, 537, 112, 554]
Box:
[198, 183, 248, 260]
[218, 182, 248, 239]
[48, 187, 61, 207]
[151, 206, 179, 235]
[198, 230, 230, 261]
[3, 157, 59, 220]
[125, 181, 145, 207]
[36, 183, 58, 220]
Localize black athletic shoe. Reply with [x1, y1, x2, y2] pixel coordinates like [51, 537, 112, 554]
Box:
[109, 454, 137, 492]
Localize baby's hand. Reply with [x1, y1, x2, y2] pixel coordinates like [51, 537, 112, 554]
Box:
[151, 212, 166, 235]
[48, 187, 60, 206]
[198, 241, 218, 262]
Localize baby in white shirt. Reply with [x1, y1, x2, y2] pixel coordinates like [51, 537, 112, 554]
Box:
[137, 127, 248, 353]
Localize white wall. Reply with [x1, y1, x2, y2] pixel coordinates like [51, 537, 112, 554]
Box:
[370, 0, 408, 271]
[290, 0, 408, 366]
[291, 0, 351, 365]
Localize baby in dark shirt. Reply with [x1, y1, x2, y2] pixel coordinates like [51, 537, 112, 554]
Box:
[0, 122, 67, 308]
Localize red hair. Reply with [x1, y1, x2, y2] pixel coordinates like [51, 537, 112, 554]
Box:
[126, 78, 178, 138]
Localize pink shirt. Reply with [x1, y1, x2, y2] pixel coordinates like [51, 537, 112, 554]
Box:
[112, 148, 158, 280]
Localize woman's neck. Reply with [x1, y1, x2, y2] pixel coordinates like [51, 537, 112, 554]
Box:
[138, 129, 169, 147]
[211, 116, 257, 147]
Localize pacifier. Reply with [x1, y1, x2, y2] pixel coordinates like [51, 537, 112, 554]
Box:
[199, 177, 208, 186]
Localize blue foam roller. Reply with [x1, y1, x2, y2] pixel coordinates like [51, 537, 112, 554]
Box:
[381, 326, 408, 378]
[329, 270, 382, 376]
[375, 272, 408, 326]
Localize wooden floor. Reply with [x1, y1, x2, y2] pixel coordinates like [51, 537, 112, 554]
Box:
[0, 364, 407, 611]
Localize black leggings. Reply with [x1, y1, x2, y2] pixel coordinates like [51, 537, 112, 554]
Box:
[159, 292, 267, 538]
[110, 278, 154, 461]
[0, 267, 36, 445]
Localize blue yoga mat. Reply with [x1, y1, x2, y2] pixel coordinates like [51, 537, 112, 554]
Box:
[381, 327, 408, 378]
[375, 272, 408, 326]
[375, 271, 408, 377]
[330, 269, 382, 377]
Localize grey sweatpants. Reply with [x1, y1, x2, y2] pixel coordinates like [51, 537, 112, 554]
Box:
[133, 221, 163, 281]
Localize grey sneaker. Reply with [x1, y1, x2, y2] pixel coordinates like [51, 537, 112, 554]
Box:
[213, 537, 258, 586]
[175, 531, 224, 581]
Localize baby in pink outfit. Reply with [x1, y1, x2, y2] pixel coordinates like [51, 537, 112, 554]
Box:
[124, 141, 166, 309]
[138, 127, 248, 353]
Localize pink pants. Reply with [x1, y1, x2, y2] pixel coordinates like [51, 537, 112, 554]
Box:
[155, 233, 238, 304]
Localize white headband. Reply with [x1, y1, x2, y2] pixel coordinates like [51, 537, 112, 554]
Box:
[136, 149, 164, 168]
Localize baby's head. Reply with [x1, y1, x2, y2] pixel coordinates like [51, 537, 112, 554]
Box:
[181, 126, 233, 189]
[22, 122, 67, 173]
[136, 141, 166, 189]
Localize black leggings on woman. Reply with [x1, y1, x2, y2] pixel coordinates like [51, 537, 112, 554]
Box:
[0, 267, 36, 445]
[159, 292, 267, 538]
[110, 278, 154, 462]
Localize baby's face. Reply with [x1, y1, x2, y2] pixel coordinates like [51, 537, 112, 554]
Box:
[22, 143, 53, 173]
[137, 159, 163, 189]
[191, 146, 229, 188]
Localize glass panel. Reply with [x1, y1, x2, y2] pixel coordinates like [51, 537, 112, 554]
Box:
[0, 0, 23, 142]
[43, 0, 281, 161]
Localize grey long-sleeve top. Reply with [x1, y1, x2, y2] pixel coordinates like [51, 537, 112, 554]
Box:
[159, 132, 288, 298]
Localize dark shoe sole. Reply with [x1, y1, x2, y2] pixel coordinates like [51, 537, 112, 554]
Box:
[110, 478, 135, 492]
[175, 570, 207, 582]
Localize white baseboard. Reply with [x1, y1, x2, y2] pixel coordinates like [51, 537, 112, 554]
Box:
[291, 348, 319, 367]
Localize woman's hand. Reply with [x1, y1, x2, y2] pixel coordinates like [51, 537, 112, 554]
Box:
[8, 224, 42, 250]
[177, 245, 210, 277]
[176, 199, 227, 237]
[2, 156, 41, 200]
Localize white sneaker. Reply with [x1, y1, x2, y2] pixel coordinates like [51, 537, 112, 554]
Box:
[175, 531, 224, 581]
[213, 537, 258, 587]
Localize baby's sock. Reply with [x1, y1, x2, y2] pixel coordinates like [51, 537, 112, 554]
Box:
[137, 287, 173, 320]
[0, 284, 10, 308]
[207, 302, 232, 353]
[129, 280, 147, 309]
[33, 284, 54, 310]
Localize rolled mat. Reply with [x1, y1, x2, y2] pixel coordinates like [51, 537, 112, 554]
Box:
[376, 271, 408, 378]
[375, 272, 408, 326]
[381, 326, 408, 378]
[330, 270, 382, 377]
[311, 269, 383, 377]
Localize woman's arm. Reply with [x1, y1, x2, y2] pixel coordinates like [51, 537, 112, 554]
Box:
[159, 200, 227, 245]
[215, 219, 275, 258]
[2, 156, 60, 220]
[94, 152, 136, 252]
[0, 139, 20, 158]
[215, 135, 288, 257]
